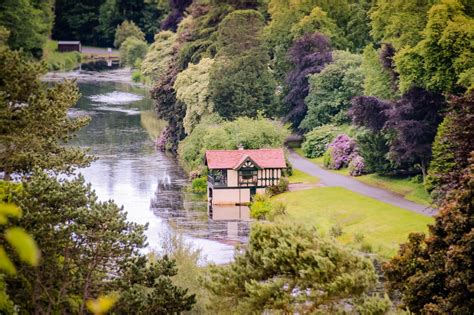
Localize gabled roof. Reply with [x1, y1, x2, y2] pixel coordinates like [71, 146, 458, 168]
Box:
[205, 149, 286, 169]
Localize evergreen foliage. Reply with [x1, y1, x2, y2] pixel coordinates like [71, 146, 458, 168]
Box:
[114, 20, 145, 48]
[204, 223, 384, 313]
[119, 37, 148, 67]
[0, 49, 92, 179]
[360, 44, 396, 100]
[141, 31, 177, 81]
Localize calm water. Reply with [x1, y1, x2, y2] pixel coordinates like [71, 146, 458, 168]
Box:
[70, 81, 250, 264]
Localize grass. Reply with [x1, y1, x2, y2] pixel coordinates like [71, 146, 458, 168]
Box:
[43, 40, 81, 71]
[273, 187, 433, 258]
[293, 147, 432, 206]
[289, 169, 320, 184]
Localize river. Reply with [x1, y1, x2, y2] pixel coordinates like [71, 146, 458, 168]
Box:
[68, 80, 250, 264]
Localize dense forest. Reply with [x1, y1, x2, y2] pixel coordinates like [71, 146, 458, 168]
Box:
[0, 0, 473, 313]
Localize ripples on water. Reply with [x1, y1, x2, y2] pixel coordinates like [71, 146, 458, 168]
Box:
[69, 81, 250, 264]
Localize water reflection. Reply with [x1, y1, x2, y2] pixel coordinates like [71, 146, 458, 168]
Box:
[69, 81, 250, 264]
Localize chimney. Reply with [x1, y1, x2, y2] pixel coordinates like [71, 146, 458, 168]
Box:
[238, 144, 244, 150]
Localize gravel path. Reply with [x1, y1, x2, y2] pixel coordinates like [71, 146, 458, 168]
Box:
[288, 150, 437, 216]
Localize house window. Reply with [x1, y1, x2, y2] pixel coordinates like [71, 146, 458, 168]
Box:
[238, 169, 258, 186]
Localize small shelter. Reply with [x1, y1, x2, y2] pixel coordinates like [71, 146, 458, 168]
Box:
[205, 148, 286, 206]
[57, 41, 82, 53]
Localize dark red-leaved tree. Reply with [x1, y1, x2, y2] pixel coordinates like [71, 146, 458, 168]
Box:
[350, 88, 445, 176]
[284, 33, 332, 129]
[384, 158, 474, 314]
[161, 0, 193, 31]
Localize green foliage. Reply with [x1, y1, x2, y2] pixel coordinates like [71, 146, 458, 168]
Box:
[385, 162, 473, 313]
[174, 58, 215, 134]
[250, 194, 273, 219]
[301, 50, 364, 130]
[210, 52, 277, 119]
[4, 171, 195, 313]
[86, 293, 119, 315]
[0, 49, 92, 179]
[178, 116, 290, 173]
[425, 93, 474, 203]
[119, 36, 148, 67]
[0, 0, 53, 57]
[369, 0, 435, 50]
[355, 294, 392, 315]
[266, 177, 289, 197]
[191, 177, 207, 194]
[356, 131, 393, 174]
[114, 20, 145, 48]
[302, 124, 348, 158]
[323, 147, 333, 168]
[361, 44, 397, 100]
[395, 0, 474, 94]
[204, 222, 378, 313]
[141, 31, 177, 81]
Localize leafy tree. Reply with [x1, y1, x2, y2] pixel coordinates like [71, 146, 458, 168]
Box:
[161, 0, 193, 31]
[425, 92, 474, 202]
[301, 50, 364, 130]
[0, 49, 92, 180]
[360, 44, 396, 100]
[141, 31, 177, 82]
[216, 9, 265, 56]
[209, 10, 277, 120]
[4, 171, 195, 313]
[0, 0, 53, 57]
[350, 88, 445, 176]
[355, 131, 393, 174]
[119, 37, 148, 67]
[369, 0, 436, 50]
[178, 116, 289, 173]
[301, 124, 349, 158]
[204, 222, 387, 313]
[395, 0, 474, 94]
[174, 58, 215, 134]
[114, 20, 145, 48]
[283, 32, 332, 128]
[384, 160, 474, 314]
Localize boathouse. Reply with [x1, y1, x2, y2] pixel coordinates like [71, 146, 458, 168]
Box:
[205, 148, 286, 205]
[58, 41, 82, 52]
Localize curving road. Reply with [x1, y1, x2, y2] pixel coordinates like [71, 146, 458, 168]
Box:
[288, 150, 437, 216]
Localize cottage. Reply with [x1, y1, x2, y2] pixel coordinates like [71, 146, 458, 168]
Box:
[57, 41, 82, 53]
[205, 148, 286, 206]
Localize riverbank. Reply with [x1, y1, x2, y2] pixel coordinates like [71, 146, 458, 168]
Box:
[43, 68, 138, 84]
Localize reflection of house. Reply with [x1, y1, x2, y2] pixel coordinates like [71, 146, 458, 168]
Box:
[205, 148, 286, 205]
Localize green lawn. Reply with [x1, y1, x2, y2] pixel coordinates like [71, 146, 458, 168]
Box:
[273, 187, 433, 258]
[289, 169, 320, 184]
[293, 147, 432, 206]
[43, 40, 82, 71]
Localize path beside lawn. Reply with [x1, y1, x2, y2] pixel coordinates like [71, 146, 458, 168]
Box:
[288, 149, 436, 216]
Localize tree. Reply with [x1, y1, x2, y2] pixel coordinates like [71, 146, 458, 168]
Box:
[119, 37, 148, 67]
[350, 88, 445, 176]
[425, 92, 474, 202]
[0, 0, 53, 57]
[204, 222, 388, 313]
[384, 160, 474, 314]
[141, 31, 177, 82]
[369, 0, 435, 50]
[284, 32, 332, 128]
[114, 20, 145, 48]
[360, 44, 396, 100]
[174, 58, 215, 134]
[161, 0, 193, 31]
[0, 49, 92, 180]
[209, 10, 277, 120]
[4, 171, 195, 313]
[395, 0, 474, 94]
[300, 50, 364, 130]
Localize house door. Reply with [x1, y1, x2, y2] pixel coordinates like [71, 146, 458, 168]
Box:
[250, 187, 256, 198]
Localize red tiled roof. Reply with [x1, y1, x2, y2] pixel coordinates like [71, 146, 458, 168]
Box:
[205, 149, 286, 169]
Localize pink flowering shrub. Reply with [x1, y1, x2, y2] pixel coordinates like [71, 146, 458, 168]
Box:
[156, 127, 171, 151]
[348, 155, 365, 176]
[325, 134, 366, 176]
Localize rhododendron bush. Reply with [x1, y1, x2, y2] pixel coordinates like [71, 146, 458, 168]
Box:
[324, 134, 365, 176]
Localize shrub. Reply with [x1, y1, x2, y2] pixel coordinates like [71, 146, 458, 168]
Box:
[326, 134, 357, 169]
[119, 37, 148, 67]
[330, 224, 343, 238]
[348, 155, 366, 176]
[302, 124, 345, 158]
[131, 70, 142, 82]
[114, 20, 145, 48]
[355, 131, 393, 174]
[266, 201, 287, 221]
[323, 147, 333, 168]
[250, 194, 273, 220]
[266, 177, 289, 196]
[190, 177, 207, 194]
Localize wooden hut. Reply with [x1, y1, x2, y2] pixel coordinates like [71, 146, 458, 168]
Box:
[57, 41, 82, 53]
